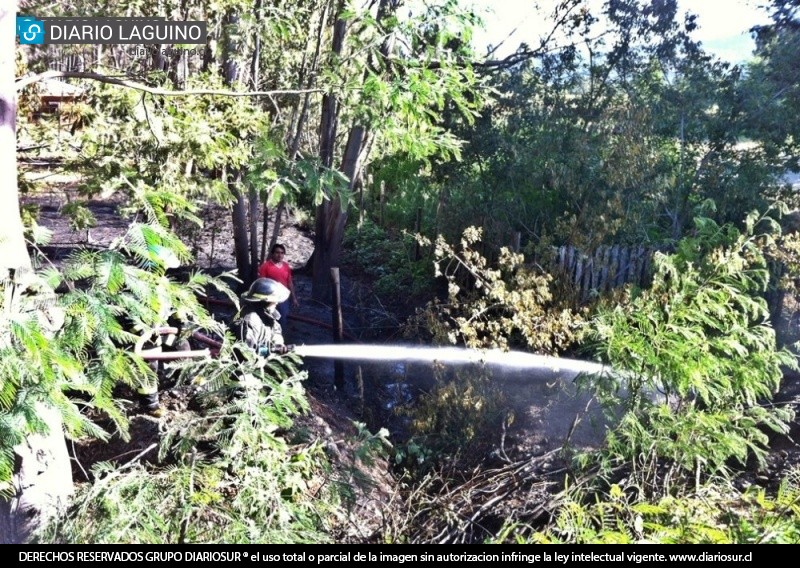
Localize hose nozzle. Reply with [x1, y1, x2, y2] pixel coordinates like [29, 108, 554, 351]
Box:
[270, 344, 296, 355]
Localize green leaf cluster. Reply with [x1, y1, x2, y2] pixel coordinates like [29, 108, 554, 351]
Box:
[586, 210, 797, 482]
[507, 469, 800, 544]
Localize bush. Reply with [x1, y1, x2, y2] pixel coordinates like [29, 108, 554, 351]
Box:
[499, 468, 800, 544]
[342, 219, 432, 306]
[583, 212, 796, 485]
[34, 345, 342, 544]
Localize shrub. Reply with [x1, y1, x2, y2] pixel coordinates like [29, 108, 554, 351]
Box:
[500, 468, 800, 544]
[584, 212, 796, 486]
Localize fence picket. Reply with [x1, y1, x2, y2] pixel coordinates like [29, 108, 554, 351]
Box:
[553, 244, 657, 300]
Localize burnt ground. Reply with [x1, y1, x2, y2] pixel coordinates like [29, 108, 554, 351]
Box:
[20, 181, 800, 539]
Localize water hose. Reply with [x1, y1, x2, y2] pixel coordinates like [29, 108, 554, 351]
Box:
[192, 331, 223, 349]
[137, 348, 211, 361]
[134, 326, 211, 361]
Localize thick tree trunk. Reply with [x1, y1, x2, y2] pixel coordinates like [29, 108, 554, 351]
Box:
[231, 174, 252, 287]
[312, 125, 365, 301]
[1, 8, 30, 275]
[1, 3, 73, 543]
[222, 11, 257, 285]
[0, 406, 73, 543]
[248, 185, 260, 279]
[311, 0, 393, 301]
[312, 7, 347, 302]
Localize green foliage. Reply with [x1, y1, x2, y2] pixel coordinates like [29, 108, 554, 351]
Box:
[48, 221, 231, 431]
[61, 202, 98, 232]
[398, 366, 508, 473]
[350, 421, 392, 468]
[0, 272, 107, 498]
[396, 227, 582, 474]
[748, 0, 800, 167]
[359, 0, 794, 254]
[34, 345, 340, 544]
[342, 219, 432, 305]
[584, 211, 796, 484]
[33, 326, 396, 543]
[20, 204, 54, 247]
[502, 468, 800, 544]
[338, 0, 486, 165]
[12, 0, 800, 545]
[68, 73, 267, 206]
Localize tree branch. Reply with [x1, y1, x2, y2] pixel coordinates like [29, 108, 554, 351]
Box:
[16, 70, 323, 98]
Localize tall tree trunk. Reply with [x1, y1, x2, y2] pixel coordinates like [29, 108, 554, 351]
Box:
[312, 125, 365, 300]
[222, 11, 256, 285]
[269, 200, 286, 255]
[312, 5, 347, 302]
[231, 172, 251, 287]
[1, 3, 73, 543]
[260, 194, 270, 264]
[250, 0, 262, 91]
[311, 0, 394, 301]
[248, 186, 260, 280]
[1, 9, 30, 275]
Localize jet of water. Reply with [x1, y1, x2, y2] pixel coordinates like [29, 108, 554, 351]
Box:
[293, 343, 611, 379]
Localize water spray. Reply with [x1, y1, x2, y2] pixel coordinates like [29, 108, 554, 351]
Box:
[291, 343, 612, 380]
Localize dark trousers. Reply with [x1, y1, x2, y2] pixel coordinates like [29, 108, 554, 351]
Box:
[276, 300, 290, 328]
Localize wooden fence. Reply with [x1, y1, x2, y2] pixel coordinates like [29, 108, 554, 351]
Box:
[552, 245, 658, 300]
[550, 244, 785, 317]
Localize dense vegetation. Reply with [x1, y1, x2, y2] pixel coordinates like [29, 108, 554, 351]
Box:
[3, 0, 800, 543]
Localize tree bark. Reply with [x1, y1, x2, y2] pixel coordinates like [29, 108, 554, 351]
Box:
[248, 185, 260, 280]
[1, 3, 73, 543]
[1, 5, 30, 276]
[311, 0, 394, 301]
[0, 406, 73, 543]
[221, 10, 256, 285]
[231, 173, 252, 286]
[260, 194, 270, 264]
[312, 5, 348, 302]
[269, 200, 286, 255]
[313, 125, 364, 301]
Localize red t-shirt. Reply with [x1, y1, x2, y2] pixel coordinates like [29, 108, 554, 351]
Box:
[258, 260, 293, 291]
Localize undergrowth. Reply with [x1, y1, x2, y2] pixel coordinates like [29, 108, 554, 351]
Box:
[35, 344, 349, 543]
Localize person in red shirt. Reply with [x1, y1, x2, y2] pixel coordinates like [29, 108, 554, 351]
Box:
[257, 243, 299, 326]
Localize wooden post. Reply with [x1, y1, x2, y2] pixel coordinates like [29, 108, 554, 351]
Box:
[331, 267, 344, 390]
[358, 181, 365, 230]
[379, 180, 385, 227]
[512, 231, 521, 253]
[414, 207, 422, 261]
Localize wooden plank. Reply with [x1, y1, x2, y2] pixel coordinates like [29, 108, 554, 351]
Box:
[641, 247, 652, 286]
[608, 244, 619, 289]
[582, 254, 594, 301]
[592, 246, 604, 295]
[629, 246, 641, 288]
[331, 267, 344, 390]
[601, 245, 612, 291]
[616, 245, 629, 287]
[566, 246, 575, 276]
